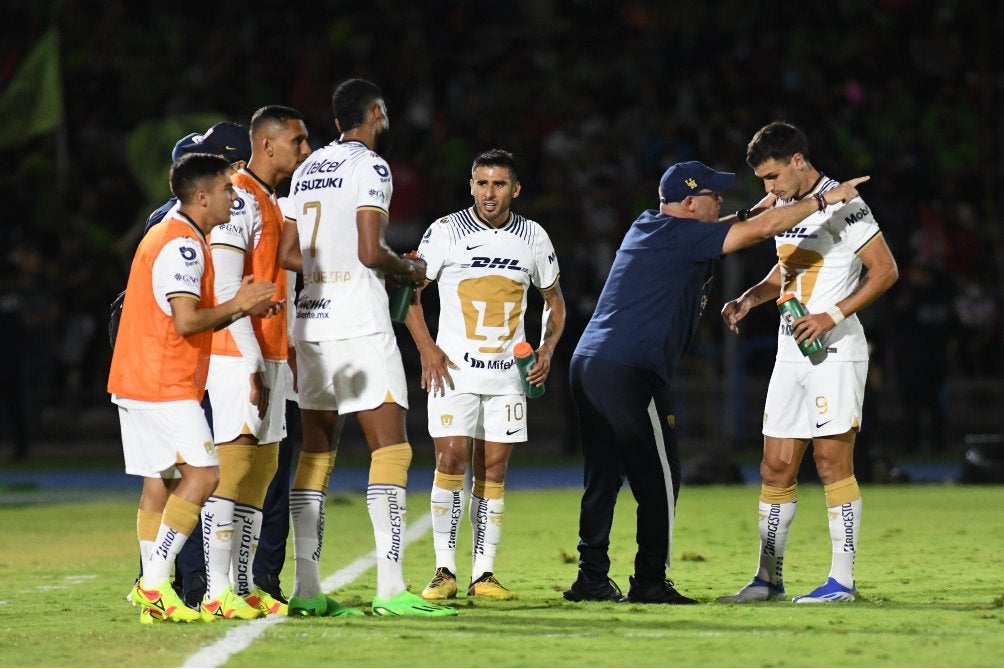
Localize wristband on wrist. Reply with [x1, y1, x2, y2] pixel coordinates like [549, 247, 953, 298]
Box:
[814, 192, 826, 211]
[735, 208, 752, 221]
[825, 305, 845, 325]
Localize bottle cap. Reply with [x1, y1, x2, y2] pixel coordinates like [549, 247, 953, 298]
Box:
[514, 342, 533, 359]
[776, 292, 796, 305]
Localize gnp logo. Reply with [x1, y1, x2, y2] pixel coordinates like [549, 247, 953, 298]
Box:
[467, 257, 525, 271]
[844, 206, 870, 225]
[179, 246, 197, 261]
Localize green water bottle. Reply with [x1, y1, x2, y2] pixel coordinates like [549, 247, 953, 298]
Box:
[777, 293, 824, 356]
[514, 342, 545, 398]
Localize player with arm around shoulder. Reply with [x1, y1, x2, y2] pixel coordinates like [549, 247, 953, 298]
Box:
[718, 121, 898, 604]
[404, 148, 565, 601]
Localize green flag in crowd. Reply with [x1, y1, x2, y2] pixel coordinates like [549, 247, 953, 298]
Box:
[0, 27, 64, 148]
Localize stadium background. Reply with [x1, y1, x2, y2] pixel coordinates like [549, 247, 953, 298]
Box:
[0, 0, 1000, 478]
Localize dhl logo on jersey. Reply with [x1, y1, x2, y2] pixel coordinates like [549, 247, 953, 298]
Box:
[463, 256, 526, 272]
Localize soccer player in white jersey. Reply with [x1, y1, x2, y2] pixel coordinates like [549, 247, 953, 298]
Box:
[718, 121, 898, 604]
[201, 106, 310, 620]
[280, 78, 456, 617]
[404, 149, 565, 601]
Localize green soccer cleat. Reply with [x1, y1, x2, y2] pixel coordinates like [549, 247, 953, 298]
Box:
[200, 586, 266, 621]
[288, 593, 365, 617]
[131, 579, 201, 623]
[372, 590, 459, 616]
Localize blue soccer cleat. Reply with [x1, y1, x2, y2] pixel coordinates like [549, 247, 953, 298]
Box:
[792, 577, 856, 603]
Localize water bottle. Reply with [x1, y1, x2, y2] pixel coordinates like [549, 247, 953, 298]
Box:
[388, 281, 416, 323]
[776, 293, 824, 356]
[513, 342, 545, 398]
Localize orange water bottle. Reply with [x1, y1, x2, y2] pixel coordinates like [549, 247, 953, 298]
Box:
[514, 342, 545, 398]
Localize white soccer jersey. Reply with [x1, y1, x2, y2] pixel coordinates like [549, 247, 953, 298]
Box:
[288, 139, 393, 341]
[773, 177, 882, 362]
[417, 207, 560, 395]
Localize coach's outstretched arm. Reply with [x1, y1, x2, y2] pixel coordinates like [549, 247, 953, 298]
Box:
[721, 176, 869, 255]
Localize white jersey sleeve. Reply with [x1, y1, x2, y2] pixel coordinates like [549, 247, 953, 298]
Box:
[152, 236, 207, 316]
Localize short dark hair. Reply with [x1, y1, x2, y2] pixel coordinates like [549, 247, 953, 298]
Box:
[170, 153, 231, 202]
[472, 148, 518, 183]
[331, 78, 383, 131]
[251, 105, 304, 135]
[746, 121, 810, 169]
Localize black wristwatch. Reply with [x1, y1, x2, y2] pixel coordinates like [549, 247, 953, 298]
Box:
[735, 208, 752, 221]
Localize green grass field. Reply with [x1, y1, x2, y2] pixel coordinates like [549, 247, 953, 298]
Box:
[2, 484, 1003, 667]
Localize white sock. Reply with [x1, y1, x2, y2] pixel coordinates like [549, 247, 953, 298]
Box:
[143, 524, 190, 585]
[754, 499, 797, 588]
[366, 484, 407, 599]
[201, 496, 236, 600]
[827, 497, 861, 588]
[470, 494, 504, 582]
[290, 489, 325, 598]
[231, 503, 262, 597]
[430, 485, 462, 574]
[139, 540, 154, 569]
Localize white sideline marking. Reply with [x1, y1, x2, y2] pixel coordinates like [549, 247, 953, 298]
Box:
[180, 514, 432, 669]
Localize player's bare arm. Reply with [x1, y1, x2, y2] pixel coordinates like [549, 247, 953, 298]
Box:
[278, 217, 302, 273]
[721, 176, 870, 255]
[527, 282, 566, 385]
[169, 276, 275, 336]
[404, 281, 457, 396]
[791, 233, 898, 346]
[356, 209, 428, 284]
[721, 264, 783, 334]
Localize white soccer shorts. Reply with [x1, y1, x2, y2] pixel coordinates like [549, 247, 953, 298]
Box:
[295, 332, 409, 413]
[206, 356, 289, 443]
[115, 398, 218, 477]
[762, 359, 867, 439]
[427, 390, 528, 443]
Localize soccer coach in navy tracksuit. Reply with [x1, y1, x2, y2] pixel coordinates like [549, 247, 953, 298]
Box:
[563, 160, 870, 605]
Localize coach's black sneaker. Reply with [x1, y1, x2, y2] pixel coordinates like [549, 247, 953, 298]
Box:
[181, 573, 207, 610]
[627, 576, 698, 604]
[563, 571, 627, 602]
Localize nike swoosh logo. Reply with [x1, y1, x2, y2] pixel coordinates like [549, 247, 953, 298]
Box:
[225, 145, 237, 151]
[815, 420, 832, 429]
[505, 428, 524, 435]
[466, 244, 484, 250]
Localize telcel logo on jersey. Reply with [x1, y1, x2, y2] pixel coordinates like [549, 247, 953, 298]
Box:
[463, 352, 514, 370]
[844, 206, 869, 225]
[465, 257, 525, 271]
[303, 158, 345, 175]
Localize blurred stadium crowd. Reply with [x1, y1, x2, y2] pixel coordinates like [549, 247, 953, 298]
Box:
[0, 0, 1000, 461]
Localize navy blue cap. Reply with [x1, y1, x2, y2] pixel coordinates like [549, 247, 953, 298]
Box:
[658, 160, 735, 204]
[173, 122, 251, 165]
[171, 132, 200, 162]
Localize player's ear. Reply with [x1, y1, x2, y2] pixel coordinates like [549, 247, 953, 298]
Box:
[511, 181, 521, 199]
